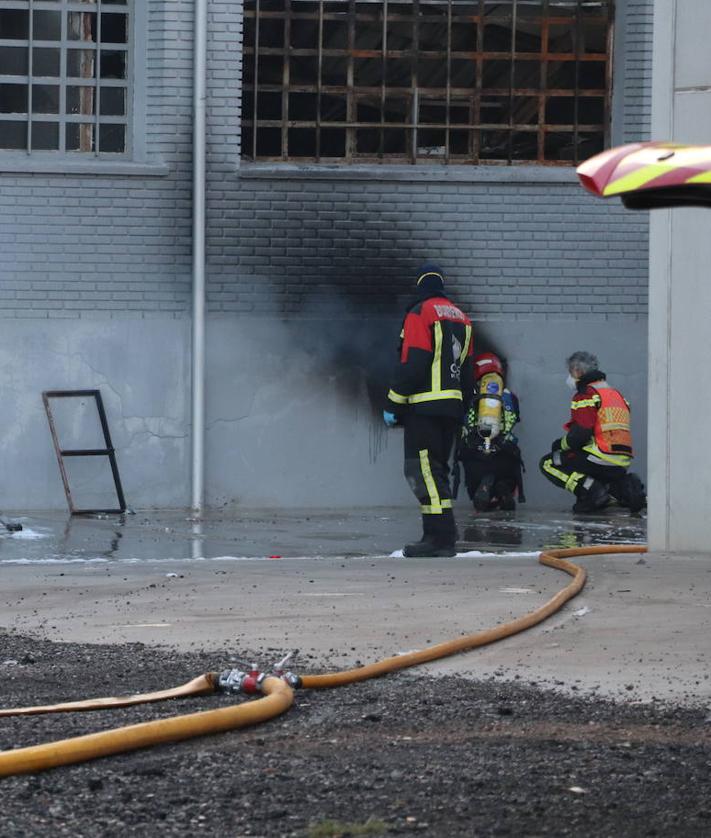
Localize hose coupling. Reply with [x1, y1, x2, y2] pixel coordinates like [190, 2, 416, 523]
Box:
[217, 667, 265, 695]
[272, 650, 302, 689]
[280, 671, 302, 689]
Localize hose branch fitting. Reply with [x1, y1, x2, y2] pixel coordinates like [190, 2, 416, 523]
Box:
[217, 653, 302, 696]
[272, 650, 302, 690]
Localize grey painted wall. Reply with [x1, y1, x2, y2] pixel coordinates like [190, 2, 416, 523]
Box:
[203, 317, 647, 510]
[647, 0, 711, 551]
[0, 0, 653, 511]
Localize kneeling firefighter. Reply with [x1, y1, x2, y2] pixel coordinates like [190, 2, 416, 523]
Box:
[457, 352, 525, 512]
[539, 351, 646, 514]
[383, 264, 474, 557]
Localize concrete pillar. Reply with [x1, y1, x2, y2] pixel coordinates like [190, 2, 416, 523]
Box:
[648, 0, 711, 550]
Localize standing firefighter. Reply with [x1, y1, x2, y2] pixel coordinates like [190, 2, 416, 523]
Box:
[540, 351, 646, 513]
[383, 264, 474, 557]
[459, 352, 524, 512]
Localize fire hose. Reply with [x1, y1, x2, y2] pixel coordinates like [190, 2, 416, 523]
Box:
[0, 545, 644, 777]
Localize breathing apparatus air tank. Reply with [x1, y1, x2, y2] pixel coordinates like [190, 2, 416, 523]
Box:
[473, 353, 505, 452]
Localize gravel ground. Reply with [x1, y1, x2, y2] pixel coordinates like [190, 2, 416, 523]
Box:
[1, 630, 710, 838]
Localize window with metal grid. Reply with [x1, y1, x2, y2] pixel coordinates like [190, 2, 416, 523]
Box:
[0, 0, 131, 155]
[242, 0, 612, 165]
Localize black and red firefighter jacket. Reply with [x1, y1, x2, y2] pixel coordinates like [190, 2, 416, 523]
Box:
[387, 293, 474, 419]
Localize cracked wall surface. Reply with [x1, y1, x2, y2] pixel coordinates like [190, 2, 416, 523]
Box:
[0, 321, 190, 510]
[0, 1, 652, 511]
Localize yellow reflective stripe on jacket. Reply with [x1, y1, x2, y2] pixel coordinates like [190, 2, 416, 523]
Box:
[432, 321, 443, 394]
[560, 435, 570, 451]
[571, 396, 600, 410]
[460, 324, 472, 363]
[582, 442, 632, 467]
[408, 389, 463, 404]
[387, 389, 408, 405]
[419, 449, 441, 513]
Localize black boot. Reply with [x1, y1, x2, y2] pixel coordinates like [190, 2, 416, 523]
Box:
[609, 472, 646, 513]
[403, 511, 456, 558]
[403, 515, 438, 557]
[494, 478, 516, 512]
[431, 509, 457, 557]
[572, 477, 610, 513]
[473, 473, 495, 512]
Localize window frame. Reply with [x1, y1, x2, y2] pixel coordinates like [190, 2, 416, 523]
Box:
[0, 0, 161, 174]
[241, 0, 614, 167]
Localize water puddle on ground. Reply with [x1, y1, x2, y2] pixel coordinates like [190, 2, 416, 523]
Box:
[0, 508, 646, 565]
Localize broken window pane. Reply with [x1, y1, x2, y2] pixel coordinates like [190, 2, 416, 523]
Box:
[243, 0, 612, 164]
[66, 122, 96, 152]
[68, 12, 97, 42]
[288, 127, 317, 157]
[67, 50, 97, 79]
[289, 92, 317, 121]
[320, 127, 346, 157]
[321, 95, 347, 122]
[0, 3, 131, 156]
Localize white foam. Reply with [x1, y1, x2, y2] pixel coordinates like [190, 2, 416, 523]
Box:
[3, 527, 50, 540]
[390, 549, 540, 559]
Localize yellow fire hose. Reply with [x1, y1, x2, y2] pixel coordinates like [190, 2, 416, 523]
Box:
[0, 545, 645, 777]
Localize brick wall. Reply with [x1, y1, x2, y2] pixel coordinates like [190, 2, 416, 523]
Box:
[0, 0, 652, 323]
[621, 0, 654, 143]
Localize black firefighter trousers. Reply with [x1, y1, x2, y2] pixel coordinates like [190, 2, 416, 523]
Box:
[403, 412, 459, 547]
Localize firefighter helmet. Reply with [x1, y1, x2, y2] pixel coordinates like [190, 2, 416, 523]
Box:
[473, 352, 503, 380]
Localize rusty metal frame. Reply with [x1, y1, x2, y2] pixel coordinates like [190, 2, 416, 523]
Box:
[42, 389, 127, 516]
[242, 0, 613, 165]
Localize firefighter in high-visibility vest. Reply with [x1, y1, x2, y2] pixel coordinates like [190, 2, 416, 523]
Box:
[540, 351, 646, 514]
[458, 352, 525, 512]
[384, 264, 474, 557]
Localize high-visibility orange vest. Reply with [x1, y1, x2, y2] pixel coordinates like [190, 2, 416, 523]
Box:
[590, 384, 633, 458]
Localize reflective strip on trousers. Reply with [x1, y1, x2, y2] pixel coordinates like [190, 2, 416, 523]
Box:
[419, 448, 442, 513]
[541, 456, 585, 495]
[421, 499, 452, 514]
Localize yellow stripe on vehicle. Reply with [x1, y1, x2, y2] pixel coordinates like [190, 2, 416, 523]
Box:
[685, 170, 711, 184]
[603, 163, 677, 196]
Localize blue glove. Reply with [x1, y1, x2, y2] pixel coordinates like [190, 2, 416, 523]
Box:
[383, 410, 398, 428]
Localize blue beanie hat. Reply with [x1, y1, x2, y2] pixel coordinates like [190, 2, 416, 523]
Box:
[416, 262, 444, 294]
